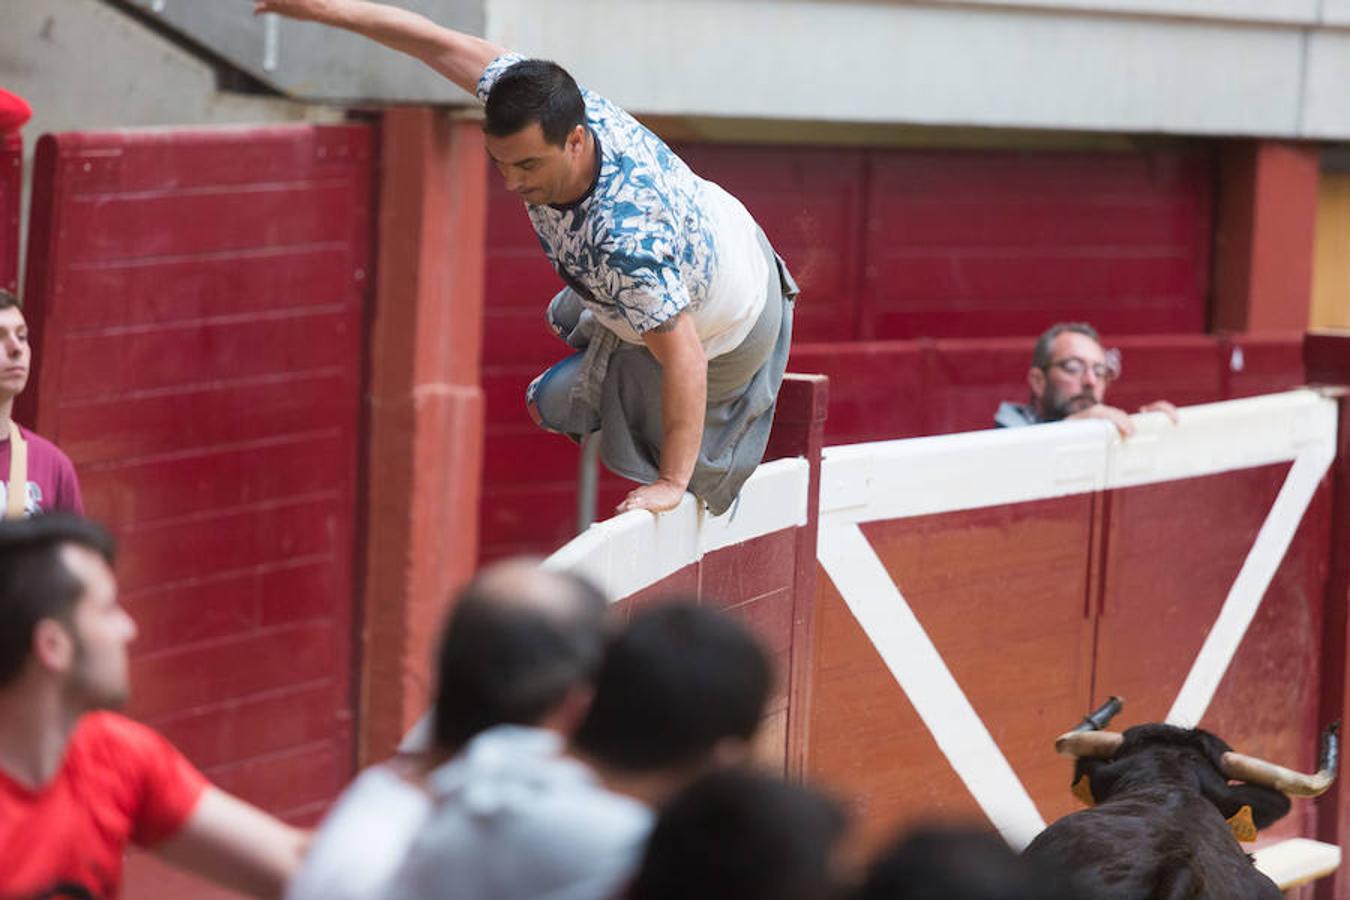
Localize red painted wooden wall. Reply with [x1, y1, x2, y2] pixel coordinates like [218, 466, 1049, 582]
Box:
[1, 131, 19, 294]
[19, 125, 373, 822]
[790, 332, 1306, 446]
[605, 375, 827, 778]
[810, 466, 1332, 856]
[478, 143, 1219, 562]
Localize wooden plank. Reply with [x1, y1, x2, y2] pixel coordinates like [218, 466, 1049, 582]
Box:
[21, 126, 369, 820]
[80, 432, 348, 527]
[811, 496, 1096, 852]
[58, 182, 359, 261]
[129, 622, 340, 721]
[56, 249, 358, 331]
[58, 309, 353, 401]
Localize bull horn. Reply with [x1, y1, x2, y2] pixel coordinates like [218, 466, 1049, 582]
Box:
[1220, 722, 1340, 798]
[1055, 730, 1124, 759]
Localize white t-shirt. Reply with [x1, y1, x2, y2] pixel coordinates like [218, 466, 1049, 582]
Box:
[479, 54, 770, 359]
[388, 725, 653, 900]
[285, 764, 430, 900]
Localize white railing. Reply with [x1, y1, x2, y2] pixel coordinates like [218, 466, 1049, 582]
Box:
[543, 457, 811, 600]
[820, 388, 1338, 525]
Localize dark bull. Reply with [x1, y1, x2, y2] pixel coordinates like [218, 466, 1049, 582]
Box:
[1024, 700, 1339, 900]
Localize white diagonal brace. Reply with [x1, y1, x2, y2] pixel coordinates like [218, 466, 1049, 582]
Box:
[1166, 444, 1336, 727]
[818, 522, 1047, 849]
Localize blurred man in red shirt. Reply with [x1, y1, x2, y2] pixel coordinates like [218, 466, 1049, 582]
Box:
[0, 514, 308, 898]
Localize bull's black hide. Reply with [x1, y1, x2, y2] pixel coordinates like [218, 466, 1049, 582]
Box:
[1023, 724, 1290, 900]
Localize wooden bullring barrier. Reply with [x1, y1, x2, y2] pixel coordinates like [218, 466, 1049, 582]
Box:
[550, 337, 1350, 895]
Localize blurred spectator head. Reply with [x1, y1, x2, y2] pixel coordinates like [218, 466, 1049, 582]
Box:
[854, 825, 1080, 900]
[431, 558, 609, 752]
[627, 768, 848, 900]
[0, 515, 131, 710]
[572, 601, 771, 775]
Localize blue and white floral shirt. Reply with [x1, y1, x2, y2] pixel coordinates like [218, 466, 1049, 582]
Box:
[478, 54, 769, 357]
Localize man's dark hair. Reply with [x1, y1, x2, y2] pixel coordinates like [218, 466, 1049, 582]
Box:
[431, 563, 608, 751]
[1031, 323, 1101, 370]
[627, 768, 847, 900]
[483, 59, 586, 146]
[0, 515, 117, 688]
[854, 826, 1083, 900]
[572, 601, 772, 772]
[0, 289, 18, 311]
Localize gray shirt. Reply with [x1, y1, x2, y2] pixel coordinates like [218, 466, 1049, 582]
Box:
[388, 725, 653, 900]
[994, 401, 1044, 428]
[285, 764, 430, 900]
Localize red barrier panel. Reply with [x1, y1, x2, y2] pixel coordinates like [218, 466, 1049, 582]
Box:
[549, 375, 827, 777]
[1306, 333, 1350, 900]
[20, 125, 374, 822]
[1, 131, 19, 294]
[810, 391, 1339, 867]
[859, 148, 1213, 339]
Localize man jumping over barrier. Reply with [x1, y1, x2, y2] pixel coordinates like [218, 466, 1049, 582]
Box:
[253, 0, 798, 516]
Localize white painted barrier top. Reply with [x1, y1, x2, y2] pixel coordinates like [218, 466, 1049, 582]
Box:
[543, 457, 811, 601]
[820, 388, 1338, 526]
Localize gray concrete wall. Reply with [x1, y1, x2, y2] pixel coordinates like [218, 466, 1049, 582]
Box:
[120, 0, 483, 104]
[488, 0, 1350, 139]
[105, 0, 1350, 139]
[1, 0, 342, 282]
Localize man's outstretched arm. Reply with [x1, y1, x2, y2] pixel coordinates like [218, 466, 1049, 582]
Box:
[253, 0, 507, 96]
[155, 786, 310, 898]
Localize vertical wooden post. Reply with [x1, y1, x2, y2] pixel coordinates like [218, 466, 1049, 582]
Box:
[1212, 141, 1320, 334]
[765, 373, 830, 781]
[359, 108, 486, 765]
[1307, 333, 1350, 900]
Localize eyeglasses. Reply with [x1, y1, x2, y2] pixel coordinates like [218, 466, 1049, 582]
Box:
[1044, 349, 1121, 381]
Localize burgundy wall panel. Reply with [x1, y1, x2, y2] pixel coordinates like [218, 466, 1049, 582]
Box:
[478, 141, 1218, 562]
[1222, 333, 1309, 399]
[612, 528, 805, 776]
[861, 149, 1213, 339]
[671, 144, 868, 343]
[790, 334, 1304, 447]
[1, 132, 18, 294]
[21, 125, 373, 820]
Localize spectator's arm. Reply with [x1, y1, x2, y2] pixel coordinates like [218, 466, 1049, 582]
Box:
[154, 786, 310, 899]
[252, 0, 507, 95]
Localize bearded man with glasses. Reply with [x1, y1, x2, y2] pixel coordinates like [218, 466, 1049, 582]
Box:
[995, 322, 1178, 438]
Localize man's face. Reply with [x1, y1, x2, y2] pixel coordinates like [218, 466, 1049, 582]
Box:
[60, 544, 137, 710]
[0, 306, 31, 402]
[485, 122, 586, 206]
[1031, 331, 1112, 421]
